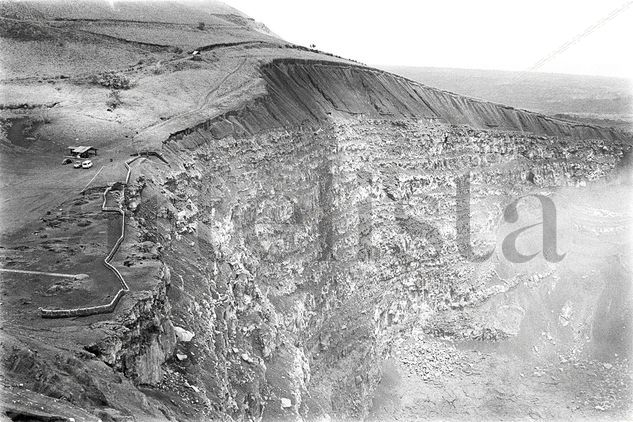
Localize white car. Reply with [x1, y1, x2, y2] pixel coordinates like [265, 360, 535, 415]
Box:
[81, 160, 93, 169]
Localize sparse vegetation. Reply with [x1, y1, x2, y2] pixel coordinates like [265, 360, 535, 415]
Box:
[171, 61, 202, 71]
[90, 72, 131, 89]
[0, 20, 53, 41]
[197, 22, 206, 30]
[32, 110, 52, 124]
[106, 90, 122, 110]
[151, 60, 202, 74]
[151, 64, 165, 75]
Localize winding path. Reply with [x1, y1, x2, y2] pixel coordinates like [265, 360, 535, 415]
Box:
[39, 156, 139, 318]
[132, 57, 252, 150]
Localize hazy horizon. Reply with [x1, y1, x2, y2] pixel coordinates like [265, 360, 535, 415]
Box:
[228, 0, 633, 80]
[379, 64, 633, 130]
[378, 64, 633, 81]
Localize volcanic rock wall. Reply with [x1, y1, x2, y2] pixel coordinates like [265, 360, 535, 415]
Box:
[132, 106, 631, 419]
[85, 263, 176, 386]
[13, 58, 625, 420]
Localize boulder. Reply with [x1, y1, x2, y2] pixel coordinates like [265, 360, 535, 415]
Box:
[173, 326, 195, 342]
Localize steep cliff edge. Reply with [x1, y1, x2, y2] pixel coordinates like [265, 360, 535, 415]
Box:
[154, 102, 631, 420]
[2, 5, 632, 419]
[168, 59, 627, 146]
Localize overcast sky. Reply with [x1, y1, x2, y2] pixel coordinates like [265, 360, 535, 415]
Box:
[227, 0, 633, 79]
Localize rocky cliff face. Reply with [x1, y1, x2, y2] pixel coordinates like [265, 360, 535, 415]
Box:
[85, 263, 176, 386]
[2, 45, 631, 420]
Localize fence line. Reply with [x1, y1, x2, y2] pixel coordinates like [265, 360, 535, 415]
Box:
[40, 156, 140, 318]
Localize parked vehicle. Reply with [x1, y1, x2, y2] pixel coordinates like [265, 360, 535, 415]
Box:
[81, 160, 93, 169]
[62, 158, 73, 165]
[73, 161, 82, 169]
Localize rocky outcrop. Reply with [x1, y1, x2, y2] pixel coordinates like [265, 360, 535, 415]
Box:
[85, 264, 176, 386]
[151, 111, 632, 420]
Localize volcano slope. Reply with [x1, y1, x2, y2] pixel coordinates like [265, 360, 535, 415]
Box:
[1, 1, 633, 421]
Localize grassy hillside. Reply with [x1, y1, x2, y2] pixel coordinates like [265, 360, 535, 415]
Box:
[0, 0, 247, 23]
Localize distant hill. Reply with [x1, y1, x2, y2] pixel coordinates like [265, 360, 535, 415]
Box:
[0, 0, 243, 23]
[0, 0, 279, 38]
[380, 66, 633, 131]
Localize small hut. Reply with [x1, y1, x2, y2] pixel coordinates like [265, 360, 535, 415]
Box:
[68, 146, 98, 158]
